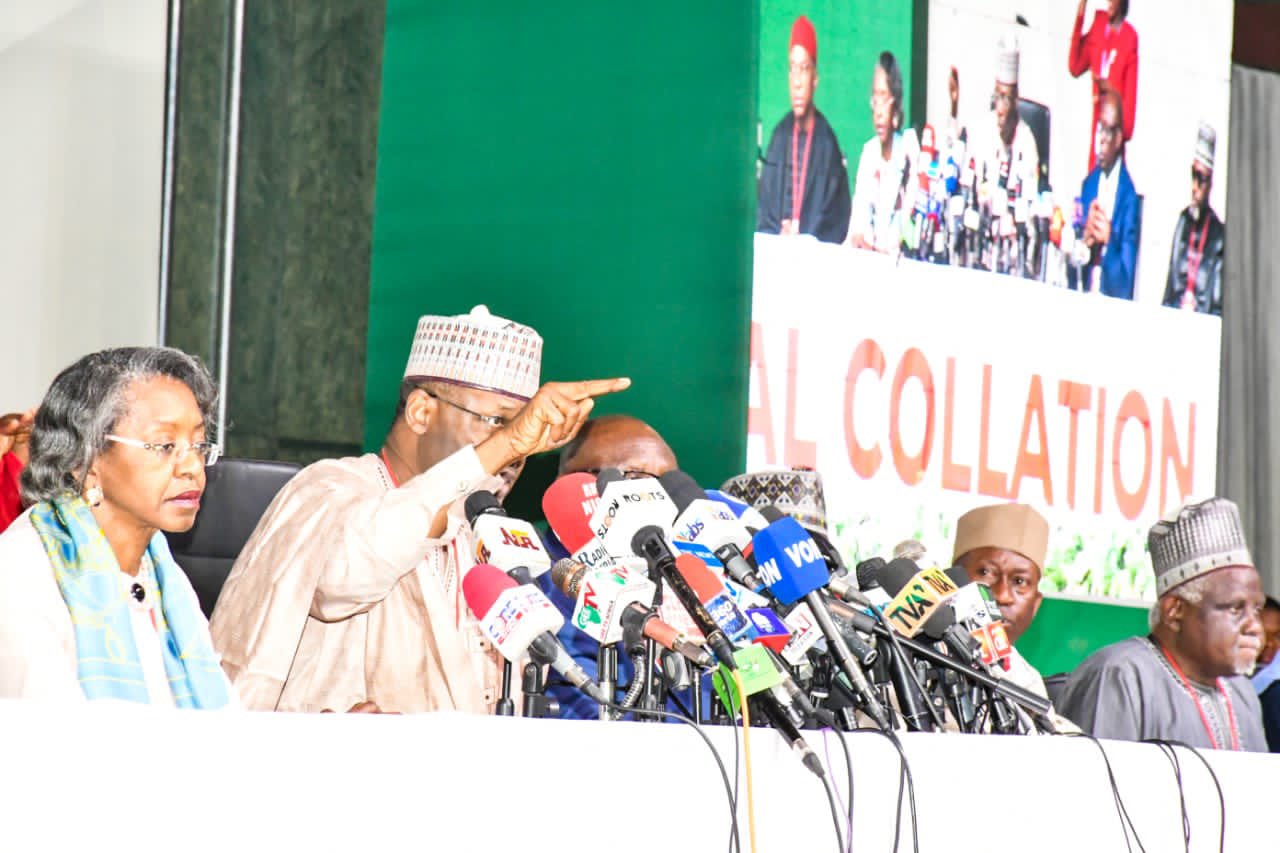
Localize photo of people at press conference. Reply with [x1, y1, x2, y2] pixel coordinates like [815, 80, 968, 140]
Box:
[756, 3, 1227, 316]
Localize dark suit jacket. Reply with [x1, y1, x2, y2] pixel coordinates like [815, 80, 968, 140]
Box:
[1067, 160, 1140, 299]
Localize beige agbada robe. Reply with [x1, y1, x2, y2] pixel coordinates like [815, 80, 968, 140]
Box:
[209, 446, 508, 713]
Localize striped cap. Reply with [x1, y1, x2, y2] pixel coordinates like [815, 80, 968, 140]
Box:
[403, 305, 542, 401]
[1149, 497, 1253, 596]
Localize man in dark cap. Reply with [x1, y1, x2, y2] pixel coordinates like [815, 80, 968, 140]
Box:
[1058, 498, 1267, 750]
[1162, 122, 1225, 315]
[756, 15, 851, 244]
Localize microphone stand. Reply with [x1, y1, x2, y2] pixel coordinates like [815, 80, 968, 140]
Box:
[596, 644, 617, 722]
[521, 662, 559, 719]
[495, 660, 516, 717]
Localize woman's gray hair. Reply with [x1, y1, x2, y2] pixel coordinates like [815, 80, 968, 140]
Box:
[1148, 573, 1214, 631]
[20, 347, 217, 504]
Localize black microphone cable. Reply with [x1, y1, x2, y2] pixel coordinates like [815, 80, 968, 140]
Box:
[847, 727, 919, 853]
[1064, 732, 1148, 853]
[821, 726, 856, 853]
[1146, 741, 1191, 853]
[596, 696, 741, 853]
[713, 670, 741, 853]
[1143, 738, 1226, 853]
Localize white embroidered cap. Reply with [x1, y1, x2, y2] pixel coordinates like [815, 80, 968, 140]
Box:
[995, 33, 1019, 87]
[1149, 497, 1253, 596]
[402, 305, 543, 401]
[1194, 122, 1216, 172]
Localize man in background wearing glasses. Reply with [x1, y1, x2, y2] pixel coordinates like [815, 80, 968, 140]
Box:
[1162, 123, 1224, 316]
[209, 305, 629, 714]
[1067, 88, 1140, 300]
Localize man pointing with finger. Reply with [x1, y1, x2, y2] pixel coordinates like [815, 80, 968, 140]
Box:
[210, 306, 629, 713]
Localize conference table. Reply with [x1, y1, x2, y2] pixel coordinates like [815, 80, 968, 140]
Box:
[2, 699, 1275, 851]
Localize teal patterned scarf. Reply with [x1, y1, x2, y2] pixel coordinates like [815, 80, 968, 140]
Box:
[28, 496, 231, 708]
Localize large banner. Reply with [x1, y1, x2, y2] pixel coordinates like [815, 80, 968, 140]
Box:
[749, 237, 1220, 599]
[752, 3, 1232, 601]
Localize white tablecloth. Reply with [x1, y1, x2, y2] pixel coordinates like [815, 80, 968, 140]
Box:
[1, 700, 1276, 852]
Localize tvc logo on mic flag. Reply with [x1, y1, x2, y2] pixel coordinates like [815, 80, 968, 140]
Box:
[751, 516, 828, 605]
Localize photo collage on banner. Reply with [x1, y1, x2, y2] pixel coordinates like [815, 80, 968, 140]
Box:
[750, 0, 1232, 601]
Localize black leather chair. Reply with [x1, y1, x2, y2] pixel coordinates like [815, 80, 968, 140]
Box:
[165, 458, 301, 618]
[1043, 671, 1070, 708]
[1016, 97, 1052, 193]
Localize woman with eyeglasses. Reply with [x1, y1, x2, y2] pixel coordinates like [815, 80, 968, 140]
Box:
[0, 347, 233, 707]
[847, 51, 915, 254]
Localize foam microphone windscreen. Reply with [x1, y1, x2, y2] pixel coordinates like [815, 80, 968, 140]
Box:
[542, 473, 599, 553]
[460, 563, 516, 618]
[856, 557, 888, 589]
[658, 470, 708, 513]
[464, 491, 502, 525]
[673, 552, 723, 603]
[944, 565, 971, 588]
[759, 504, 786, 523]
[879, 557, 923, 597]
[595, 468, 625, 493]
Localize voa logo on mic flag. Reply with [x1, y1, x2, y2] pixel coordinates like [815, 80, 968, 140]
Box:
[750, 517, 829, 605]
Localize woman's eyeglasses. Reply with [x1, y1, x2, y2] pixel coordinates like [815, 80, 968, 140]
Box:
[105, 435, 221, 466]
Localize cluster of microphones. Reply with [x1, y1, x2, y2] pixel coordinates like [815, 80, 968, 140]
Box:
[897, 125, 1092, 283]
[459, 467, 1057, 778]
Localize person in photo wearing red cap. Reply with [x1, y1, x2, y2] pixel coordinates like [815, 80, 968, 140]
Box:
[756, 15, 851, 245]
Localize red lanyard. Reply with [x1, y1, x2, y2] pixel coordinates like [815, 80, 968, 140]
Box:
[790, 116, 815, 228]
[1184, 213, 1211, 301]
[379, 449, 401, 488]
[1159, 644, 1240, 750]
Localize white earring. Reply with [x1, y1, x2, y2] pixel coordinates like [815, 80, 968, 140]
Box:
[84, 485, 103, 507]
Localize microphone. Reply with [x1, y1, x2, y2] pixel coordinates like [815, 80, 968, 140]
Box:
[550, 556, 712, 667]
[461, 563, 606, 704]
[590, 471, 678, 560]
[757, 504, 846, 578]
[549, 556, 656, 646]
[878, 557, 961, 639]
[848, 558, 892, 610]
[753, 516, 892, 730]
[943, 566, 1015, 669]
[543, 473, 618, 572]
[663, 471, 763, 592]
[673, 552, 756, 643]
[745, 607, 792, 655]
[710, 643, 825, 778]
[618, 601, 713, 667]
[704, 489, 770, 531]
[465, 491, 552, 580]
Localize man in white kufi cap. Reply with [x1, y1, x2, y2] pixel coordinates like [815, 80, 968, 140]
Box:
[211, 305, 629, 713]
[1058, 498, 1267, 750]
[983, 32, 1040, 205]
